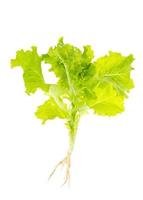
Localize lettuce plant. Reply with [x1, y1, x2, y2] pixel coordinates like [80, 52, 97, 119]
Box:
[11, 37, 134, 185]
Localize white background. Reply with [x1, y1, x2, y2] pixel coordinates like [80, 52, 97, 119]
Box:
[0, 0, 143, 199]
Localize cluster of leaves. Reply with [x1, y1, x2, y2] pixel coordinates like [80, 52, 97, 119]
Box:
[11, 37, 134, 149]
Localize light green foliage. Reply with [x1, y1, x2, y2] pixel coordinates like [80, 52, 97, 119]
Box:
[94, 51, 134, 96]
[11, 37, 134, 150]
[35, 97, 67, 124]
[91, 84, 124, 116]
[11, 46, 49, 94]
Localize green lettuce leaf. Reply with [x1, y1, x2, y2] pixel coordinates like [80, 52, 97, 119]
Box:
[11, 38, 135, 121]
[35, 97, 68, 124]
[89, 84, 124, 116]
[94, 51, 134, 97]
[11, 46, 49, 94]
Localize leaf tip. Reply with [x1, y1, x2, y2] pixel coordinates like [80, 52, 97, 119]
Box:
[58, 36, 64, 46]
